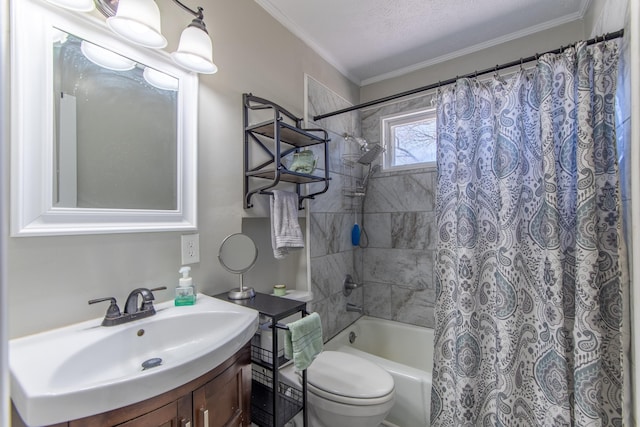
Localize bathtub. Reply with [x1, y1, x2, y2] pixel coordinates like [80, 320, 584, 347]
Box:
[324, 316, 433, 427]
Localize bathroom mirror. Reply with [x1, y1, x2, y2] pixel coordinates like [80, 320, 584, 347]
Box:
[10, 0, 198, 236]
[218, 233, 258, 299]
[53, 30, 179, 211]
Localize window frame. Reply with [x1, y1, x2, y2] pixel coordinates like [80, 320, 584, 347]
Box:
[381, 107, 437, 172]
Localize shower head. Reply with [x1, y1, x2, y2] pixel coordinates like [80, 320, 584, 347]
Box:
[357, 143, 384, 165]
[343, 133, 367, 150]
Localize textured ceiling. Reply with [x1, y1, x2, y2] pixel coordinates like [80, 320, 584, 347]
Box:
[255, 0, 590, 85]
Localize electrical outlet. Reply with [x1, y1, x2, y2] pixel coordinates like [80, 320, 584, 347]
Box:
[181, 234, 200, 265]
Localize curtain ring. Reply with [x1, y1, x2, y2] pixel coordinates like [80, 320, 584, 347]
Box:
[494, 65, 505, 84]
[519, 58, 524, 70]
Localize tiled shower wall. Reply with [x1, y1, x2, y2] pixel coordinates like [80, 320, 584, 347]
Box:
[306, 77, 439, 333]
[359, 94, 438, 329]
[305, 76, 365, 341]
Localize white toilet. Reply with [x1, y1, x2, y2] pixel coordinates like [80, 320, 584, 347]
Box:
[281, 350, 395, 427]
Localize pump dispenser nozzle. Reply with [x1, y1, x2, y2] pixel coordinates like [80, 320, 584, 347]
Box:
[179, 266, 192, 286]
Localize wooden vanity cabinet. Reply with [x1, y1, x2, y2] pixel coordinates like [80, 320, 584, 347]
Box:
[12, 343, 251, 427]
[193, 356, 247, 427]
[115, 397, 191, 427]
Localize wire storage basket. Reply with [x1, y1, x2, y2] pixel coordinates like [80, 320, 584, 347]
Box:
[251, 365, 303, 427]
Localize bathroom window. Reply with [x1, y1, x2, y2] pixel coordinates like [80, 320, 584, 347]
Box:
[382, 108, 437, 170]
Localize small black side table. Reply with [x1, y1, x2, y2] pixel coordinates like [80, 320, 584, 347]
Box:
[214, 292, 308, 427]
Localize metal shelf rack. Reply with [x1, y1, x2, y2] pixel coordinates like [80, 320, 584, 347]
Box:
[243, 93, 331, 210]
[215, 292, 308, 427]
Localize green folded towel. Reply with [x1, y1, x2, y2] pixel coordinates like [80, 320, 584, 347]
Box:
[284, 312, 323, 371]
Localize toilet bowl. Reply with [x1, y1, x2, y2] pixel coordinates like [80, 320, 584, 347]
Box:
[281, 350, 395, 427]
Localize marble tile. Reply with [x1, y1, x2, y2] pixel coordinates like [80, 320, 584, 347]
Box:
[306, 77, 357, 135]
[391, 286, 436, 328]
[309, 213, 328, 258]
[363, 248, 435, 290]
[361, 94, 435, 145]
[307, 171, 351, 213]
[306, 78, 363, 338]
[310, 252, 357, 298]
[364, 172, 435, 213]
[306, 77, 443, 332]
[306, 297, 331, 342]
[353, 247, 363, 280]
[327, 289, 362, 339]
[361, 213, 391, 248]
[364, 281, 392, 320]
[327, 213, 357, 254]
[391, 211, 436, 250]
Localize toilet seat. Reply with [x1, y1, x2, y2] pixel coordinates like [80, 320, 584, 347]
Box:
[304, 351, 395, 406]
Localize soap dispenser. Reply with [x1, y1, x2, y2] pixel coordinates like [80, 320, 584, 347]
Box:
[175, 266, 196, 306]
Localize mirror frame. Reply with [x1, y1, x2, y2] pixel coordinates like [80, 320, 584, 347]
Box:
[10, 0, 198, 236]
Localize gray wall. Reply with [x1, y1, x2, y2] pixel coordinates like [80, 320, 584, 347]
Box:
[5, 0, 358, 339]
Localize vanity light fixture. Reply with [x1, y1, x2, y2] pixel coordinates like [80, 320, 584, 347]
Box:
[45, 0, 218, 75]
[80, 40, 136, 71]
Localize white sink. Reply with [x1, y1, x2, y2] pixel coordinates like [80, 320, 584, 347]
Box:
[10, 294, 258, 426]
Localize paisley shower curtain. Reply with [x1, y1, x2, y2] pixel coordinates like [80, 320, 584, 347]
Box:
[431, 40, 624, 426]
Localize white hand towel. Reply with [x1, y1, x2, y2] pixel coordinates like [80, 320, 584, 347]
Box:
[270, 190, 304, 259]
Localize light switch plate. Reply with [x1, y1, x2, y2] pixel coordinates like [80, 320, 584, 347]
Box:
[181, 234, 200, 265]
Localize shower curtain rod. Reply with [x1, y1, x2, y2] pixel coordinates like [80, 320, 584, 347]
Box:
[313, 29, 624, 121]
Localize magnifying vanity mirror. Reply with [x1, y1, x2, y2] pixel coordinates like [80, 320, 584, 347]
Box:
[10, 0, 197, 236]
[218, 233, 258, 300]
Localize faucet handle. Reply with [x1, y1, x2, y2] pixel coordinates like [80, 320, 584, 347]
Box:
[88, 297, 121, 320]
[140, 286, 167, 311]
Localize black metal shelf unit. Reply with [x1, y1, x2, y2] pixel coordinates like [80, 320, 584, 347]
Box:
[214, 292, 308, 427]
[243, 93, 330, 210]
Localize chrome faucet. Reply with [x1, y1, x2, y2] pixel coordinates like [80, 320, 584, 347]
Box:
[89, 286, 167, 326]
[346, 303, 364, 314]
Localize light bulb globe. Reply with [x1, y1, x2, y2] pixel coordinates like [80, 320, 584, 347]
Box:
[106, 0, 167, 49]
[80, 40, 136, 71]
[171, 26, 218, 74]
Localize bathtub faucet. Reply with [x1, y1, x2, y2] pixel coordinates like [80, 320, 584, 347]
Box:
[343, 274, 362, 296]
[346, 303, 364, 314]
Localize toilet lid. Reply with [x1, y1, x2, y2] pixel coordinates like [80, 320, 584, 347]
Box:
[306, 351, 394, 399]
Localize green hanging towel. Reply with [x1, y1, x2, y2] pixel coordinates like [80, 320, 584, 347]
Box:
[284, 312, 323, 371]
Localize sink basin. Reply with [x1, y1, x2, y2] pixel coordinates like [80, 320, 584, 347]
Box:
[10, 294, 258, 426]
